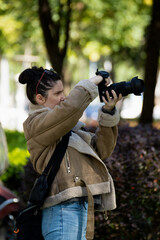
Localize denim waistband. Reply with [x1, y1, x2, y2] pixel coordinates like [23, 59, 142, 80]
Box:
[67, 196, 88, 203]
[66, 195, 102, 206]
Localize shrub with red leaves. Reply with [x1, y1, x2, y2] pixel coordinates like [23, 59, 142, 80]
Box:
[94, 123, 160, 240]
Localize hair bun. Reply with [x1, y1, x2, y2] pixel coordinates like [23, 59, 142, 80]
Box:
[18, 68, 36, 85]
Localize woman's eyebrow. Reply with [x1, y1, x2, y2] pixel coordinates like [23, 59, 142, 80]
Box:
[54, 89, 64, 94]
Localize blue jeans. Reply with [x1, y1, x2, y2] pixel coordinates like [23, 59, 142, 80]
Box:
[42, 199, 88, 240]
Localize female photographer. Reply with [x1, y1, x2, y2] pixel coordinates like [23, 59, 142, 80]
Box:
[19, 66, 122, 240]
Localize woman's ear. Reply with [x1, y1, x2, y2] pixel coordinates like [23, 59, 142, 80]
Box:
[35, 94, 46, 105]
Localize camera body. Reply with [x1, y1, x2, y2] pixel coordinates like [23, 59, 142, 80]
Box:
[97, 70, 144, 102]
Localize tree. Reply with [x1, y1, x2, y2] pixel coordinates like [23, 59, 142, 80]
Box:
[0, 0, 152, 85]
[139, 0, 160, 124]
[38, 0, 71, 74]
[37, 0, 151, 80]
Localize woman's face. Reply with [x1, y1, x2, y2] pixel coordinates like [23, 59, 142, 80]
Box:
[43, 80, 65, 109]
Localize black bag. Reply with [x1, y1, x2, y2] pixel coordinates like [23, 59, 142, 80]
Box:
[15, 131, 71, 240]
[15, 204, 43, 240]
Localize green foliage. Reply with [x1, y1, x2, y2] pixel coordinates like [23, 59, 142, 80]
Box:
[1, 163, 24, 191]
[70, 0, 151, 59]
[66, 0, 152, 83]
[0, 0, 152, 63]
[0, 0, 43, 57]
[0, 0, 153, 87]
[0, 130, 29, 192]
[4, 129, 28, 152]
[8, 148, 29, 165]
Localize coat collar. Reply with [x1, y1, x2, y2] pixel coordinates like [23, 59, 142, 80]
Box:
[29, 103, 50, 115]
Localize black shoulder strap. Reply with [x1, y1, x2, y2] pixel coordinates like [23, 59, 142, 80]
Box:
[43, 131, 71, 188]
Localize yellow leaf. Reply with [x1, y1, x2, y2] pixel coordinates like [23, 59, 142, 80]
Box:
[143, 0, 153, 6]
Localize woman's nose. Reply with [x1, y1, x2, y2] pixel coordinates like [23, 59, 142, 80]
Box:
[60, 93, 65, 101]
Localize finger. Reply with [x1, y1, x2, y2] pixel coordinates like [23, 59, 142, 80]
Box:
[102, 93, 111, 104]
[111, 90, 118, 101]
[105, 77, 112, 86]
[102, 95, 106, 103]
[102, 95, 108, 104]
[105, 91, 112, 102]
[118, 93, 123, 101]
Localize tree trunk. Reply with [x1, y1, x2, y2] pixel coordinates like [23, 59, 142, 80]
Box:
[139, 0, 160, 124]
[38, 0, 71, 75]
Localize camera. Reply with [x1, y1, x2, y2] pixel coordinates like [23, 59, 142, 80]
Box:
[97, 71, 144, 102]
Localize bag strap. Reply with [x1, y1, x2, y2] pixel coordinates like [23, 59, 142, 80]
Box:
[43, 131, 71, 188]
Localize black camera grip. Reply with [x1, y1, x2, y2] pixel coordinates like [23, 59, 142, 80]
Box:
[98, 79, 107, 102]
[95, 69, 110, 80]
[96, 69, 110, 102]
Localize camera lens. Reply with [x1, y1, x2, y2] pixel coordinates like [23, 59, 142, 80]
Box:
[106, 77, 144, 98]
[130, 77, 145, 95]
[98, 76, 144, 102]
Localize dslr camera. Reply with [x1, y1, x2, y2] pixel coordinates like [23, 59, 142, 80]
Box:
[96, 69, 144, 102]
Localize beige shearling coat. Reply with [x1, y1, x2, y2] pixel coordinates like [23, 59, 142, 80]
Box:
[23, 79, 120, 212]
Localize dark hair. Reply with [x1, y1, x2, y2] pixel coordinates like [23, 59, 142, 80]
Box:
[18, 66, 61, 104]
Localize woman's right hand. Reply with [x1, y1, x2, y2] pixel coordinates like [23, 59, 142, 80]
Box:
[89, 75, 111, 86]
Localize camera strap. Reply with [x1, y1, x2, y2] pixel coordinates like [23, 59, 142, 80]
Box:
[45, 131, 72, 187]
[29, 131, 71, 206]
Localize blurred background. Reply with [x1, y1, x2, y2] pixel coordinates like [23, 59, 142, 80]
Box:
[0, 0, 160, 239]
[0, 0, 160, 131]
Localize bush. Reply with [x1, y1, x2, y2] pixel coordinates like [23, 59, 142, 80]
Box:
[94, 123, 160, 240]
[4, 129, 28, 152]
[0, 130, 29, 193]
[1, 130, 38, 203]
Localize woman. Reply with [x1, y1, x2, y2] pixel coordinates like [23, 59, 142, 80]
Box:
[19, 66, 122, 240]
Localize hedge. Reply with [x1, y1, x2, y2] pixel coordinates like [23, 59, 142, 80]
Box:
[0, 130, 29, 191]
[94, 123, 160, 240]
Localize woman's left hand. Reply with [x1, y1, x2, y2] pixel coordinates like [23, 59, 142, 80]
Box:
[102, 90, 123, 111]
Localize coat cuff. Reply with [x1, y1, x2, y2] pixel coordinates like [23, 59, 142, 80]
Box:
[74, 80, 98, 101]
[98, 108, 120, 127]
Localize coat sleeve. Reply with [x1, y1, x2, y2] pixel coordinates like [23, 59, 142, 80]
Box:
[91, 108, 120, 160]
[24, 80, 98, 146]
